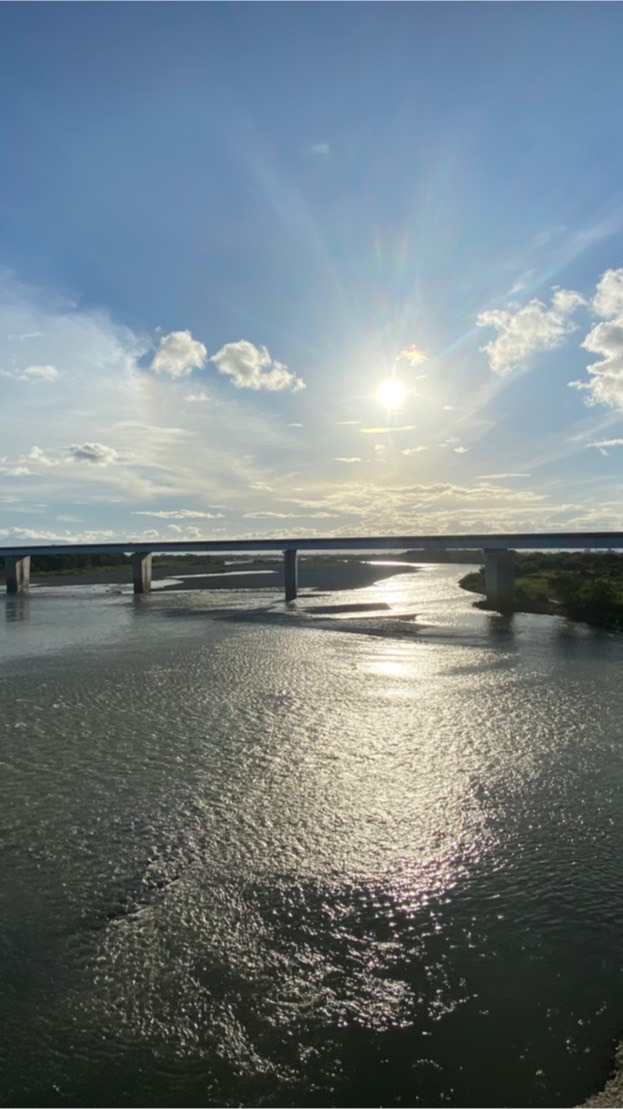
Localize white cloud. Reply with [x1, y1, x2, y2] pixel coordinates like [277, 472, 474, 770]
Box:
[0, 465, 31, 477]
[0, 526, 117, 543]
[590, 438, 623, 448]
[243, 510, 338, 519]
[210, 341, 304, 391]
[588, 437, 623, 455]
[2, 363, 60, 382]
[593, 269, 623, 319]
[132, 509, 225, 520]
[453, 446, 469, 454]
[67, 442, 119, 465]
[576, 271, 623, 411]
[477, 287, 585, 374]
[185, 391, 210, 403]
[304, 142, 330, 156]
[360, 425, 416, 434]
[151, 330, 207, 378]
[401, 446, 428, 455]
[26, 446, 58, 466]
[478, 472, 531, 479]
[334, 456, 361, 463]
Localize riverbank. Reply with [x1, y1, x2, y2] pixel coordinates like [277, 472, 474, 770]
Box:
[459, 554, 623, 633]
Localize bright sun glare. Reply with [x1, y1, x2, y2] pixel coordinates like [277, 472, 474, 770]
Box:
[377, 378, 406, 410]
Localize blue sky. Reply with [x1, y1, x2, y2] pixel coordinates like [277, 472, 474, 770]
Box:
[3, 2, 623, 545]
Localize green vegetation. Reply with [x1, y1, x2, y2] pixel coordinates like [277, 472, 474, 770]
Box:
[460, 551, 623, 630]
[0, 552, 230, 580]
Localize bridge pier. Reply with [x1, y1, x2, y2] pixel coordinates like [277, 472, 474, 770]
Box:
[132, 552, 152, 594]
[284, 549, 298, 601]
[4, 555, 31, 594]
[484, 549, 515, 611]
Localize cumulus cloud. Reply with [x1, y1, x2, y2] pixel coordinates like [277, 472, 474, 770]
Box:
[210, 341, 304, 392]
[593, 269, 623, 319]
[67, 442, 119, 465]
[132, 509, 225, 519]
[477, 287, 585, 374]
[573, 270, 623, 411]
[453, 446, 469, 454]
[401, 446, 428, 455]
[334, 456, 361, 463]
[151, 330, 208, 378]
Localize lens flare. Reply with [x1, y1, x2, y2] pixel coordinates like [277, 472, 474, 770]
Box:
[398, 346, 428, 366]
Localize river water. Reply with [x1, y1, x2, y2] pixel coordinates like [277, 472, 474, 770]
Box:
[1, 564, 623, 1108]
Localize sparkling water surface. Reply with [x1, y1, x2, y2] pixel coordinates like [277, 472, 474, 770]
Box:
[2, 565, 623, 1107]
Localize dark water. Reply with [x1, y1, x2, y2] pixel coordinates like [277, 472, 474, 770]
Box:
[1, 566, 623, 1107]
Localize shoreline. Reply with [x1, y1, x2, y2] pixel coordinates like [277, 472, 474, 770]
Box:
[17, 558, 420, 595]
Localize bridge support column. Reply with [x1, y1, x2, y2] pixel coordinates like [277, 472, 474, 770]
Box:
[5, 555, 30, 594]
[484, 549, 515, 611]
[284, 549, 298, 602]
[132, 552, 152, 594]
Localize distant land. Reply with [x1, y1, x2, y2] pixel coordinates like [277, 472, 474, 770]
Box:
[0, 549, 480, 584]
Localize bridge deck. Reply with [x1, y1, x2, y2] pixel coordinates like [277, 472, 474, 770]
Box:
[2, 531, 623, 559]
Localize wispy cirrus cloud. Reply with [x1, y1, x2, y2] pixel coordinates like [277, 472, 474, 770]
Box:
[2, 363, 60, 382]
[478, 472, 531, 479]
[185, 391, 210, 403]
[588, 437, 623, 455]
[360, 425, 416, 435]
[304, 142, 330, 156]
[132, 509, 225, 520]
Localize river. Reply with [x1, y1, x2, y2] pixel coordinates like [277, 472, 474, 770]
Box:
[1, 564, 623, 1107]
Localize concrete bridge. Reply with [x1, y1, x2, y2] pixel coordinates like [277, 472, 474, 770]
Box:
[2, 532, 623, 610]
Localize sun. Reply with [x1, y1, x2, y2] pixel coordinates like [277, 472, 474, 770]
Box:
[377, 377, 406, 410]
